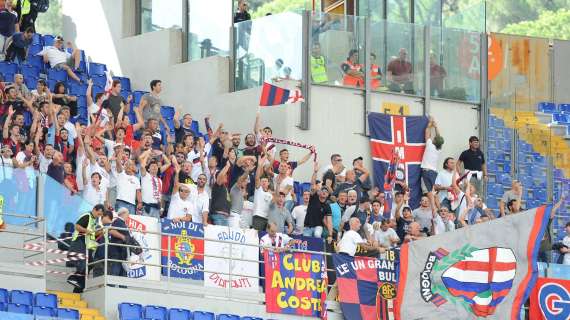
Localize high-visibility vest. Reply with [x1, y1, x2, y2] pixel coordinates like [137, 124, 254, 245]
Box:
[342, 60, 364, 88]
[310, 55, 328, 84]
[72, 212, 99, 251]
[370, 63, 381, 89]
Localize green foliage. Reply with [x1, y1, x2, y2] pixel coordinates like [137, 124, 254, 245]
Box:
[501, 9, 570, 41]
[35, 0, 63, 36]
[251, 0, 316, 18]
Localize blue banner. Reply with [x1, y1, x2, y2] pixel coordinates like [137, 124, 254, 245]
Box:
[161, 219, 204, 280]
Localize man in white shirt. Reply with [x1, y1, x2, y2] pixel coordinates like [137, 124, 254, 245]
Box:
[81, 158, 108, 207]
[432, 207, 456, 235]
[167, 159, 198, 222]
[193, 174, 210, 224]
[40, 36, 81, 82]
[252, 155, 273, 231]
[372, 220, 400, 249]
[140, 149, 170, 218]
[291, 191, 309, 235]
[260, 222, 294, 253]
[115, 155, 141, 214]
[412, 195, 434, 235]
[420, 117, 443, 193]
[338, 218, 380, 256]
[273, 162, 294, 208]
[434, 157, 455, 210]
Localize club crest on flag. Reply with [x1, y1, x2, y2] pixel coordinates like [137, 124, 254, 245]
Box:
[419, 245, 517, 317]
[174, 229, 196, 265]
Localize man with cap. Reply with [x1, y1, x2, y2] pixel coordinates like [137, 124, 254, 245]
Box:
[421, 116, 444, 193]
[304, 161, 333, 242]
[457, 136, 487, 198]
[41, 36, 82, 82]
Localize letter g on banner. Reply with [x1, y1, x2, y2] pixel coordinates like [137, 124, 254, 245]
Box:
[539, 283, 570, 320]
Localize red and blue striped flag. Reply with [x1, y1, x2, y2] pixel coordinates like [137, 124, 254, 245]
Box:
[259, 82, 304, 107]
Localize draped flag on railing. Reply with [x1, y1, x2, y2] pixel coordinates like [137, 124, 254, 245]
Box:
[160, 219, 204, 280]
[395, 206, 551, 320]
[368, 113, 428, 209]
[259, 82, 304, 107]
[264, 250, 327, 318]
[334, 250, 400, 320]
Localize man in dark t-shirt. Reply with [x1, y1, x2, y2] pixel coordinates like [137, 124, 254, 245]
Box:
[457, 136, 487, 196]
[303, 188, 332, 241]
[387, 48, 413, 93]
[102, 80, 130, 120]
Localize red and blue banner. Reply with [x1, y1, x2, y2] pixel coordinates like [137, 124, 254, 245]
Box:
[368, 112, 428, 209]
[530, 277, 570, 320]
[160, 219, 204, 280]
[334, 251, 400, 320]
[264, 251, 327, 317]
[259, 82, 304, 107]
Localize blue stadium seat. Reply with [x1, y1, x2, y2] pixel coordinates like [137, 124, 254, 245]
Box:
[194, 311, 215, 320]
[168, 308, 192, 320]
[10, 290, 33, 306]
[7, 303, 31, 314]
[27, 43, 43, 58]
[47, 79, 59, 92]
[0, 72, 14, 83]
[57, 308, 80, 319]
[91, 74, 107, 88]
[0, 61, 18, 74]
[31, 33, 42, 45]
[33, 306, 55, 317]
[0, 288, 8, 304]
[88, 62, 106, 76]
[34, 293, 57, 309]
[121, 90, 132, 101]
[24, 76, 37, 90]
[43, 35, 55, 47]
[241, 317, 263, 320]
[47, 68, 68, 82]
[91, 85, 105, 100]
[538, 102, 556, 113]
[553, 113, 570, 124]
[113, 76, 132, 91]
[132, 90, 148, 105]
[144, 305, 167, 320]
[217, 314, 240, 320]
[26, 55, 45, 71]
[20, 64, 40, 79]
[77, 95, 87, 109]
[161, 106, 175, 119]
[118, 303, 143, 320]
[191, 120, 201, 135]
[0, 302, 6, 311]
[69, 82, 88, 96]
[560, 103, 570, 113]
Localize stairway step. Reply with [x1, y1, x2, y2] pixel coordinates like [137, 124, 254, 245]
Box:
[60, 298, 88, 308]
[48, 290, 81, 301]
[76, 307, 100, 316]
[81, 315, 105, 320]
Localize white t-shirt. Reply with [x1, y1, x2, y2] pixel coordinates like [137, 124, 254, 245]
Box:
[338, 230, 365, 256]
[42, 46, 70, 66]
[260, 233, 292, 248]
[15, 151, 30, 166]
[63, 122, 77, 143]
[193, 190, 210, 223]
[90, 162, 112, 189]
[82, 183, 108, 207]
[421, 138, 440, 171]
[89, 103, 109, 127]
[373, 228, 399, 248]
[274, 175, 294, 201]
[413, 207, 433, 231]
[141, 173, 162, 204]
[167, 188, 197, 221]
[563, 236, 570, 265]
[435, 169, 454, 203]
[116, 171, 141, 205]
[253, 186, 273, 218]
[39, 154, 52, 173]
[291, 204, 307, 234]
[432, 214, 455, 235]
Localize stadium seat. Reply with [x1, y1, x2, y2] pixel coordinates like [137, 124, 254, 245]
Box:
[57, 308, 79, 320]
[47, 79, 59, 92]
[0, 288, 8, 304]
[88, 62, 107, 76]
[26, 55, 45, 71]
[553, 113, 570, 124]
[91, 85, 105, 100]
[43, 35, 55, 46]
[24, 76, 38, 90]
[77, 95, 87, 109]
[10, 290, 33, 306]
[20, 64, 40, 79]
[240, 317, 263, 320]
[0, 61, 18, 75]
[121, 90, 132, 101]
[560, 103, 570, 113]
[132, 90, 148, 105]
[31, 33, 42, 45]
[168, 308, 192, 320]
[47, 68, 68, 82]
[118, 303, 143, 320]
[217, 314, 240, 320]
[194, 311, 215, 320]
[69, 82, 88, 96]
[161, 105, 175, 119]
[113, 76, 132, 91]
[538, 102, 556, 113]
[7, 303, 31, 314]
[91, 74, 107, 88]
[34, 293, 57, 309]
[143, 305, 167, 320]
[0, 302, 6, 312]
[33, 306, 56, 317]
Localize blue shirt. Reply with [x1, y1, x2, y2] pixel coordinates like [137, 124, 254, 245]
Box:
[329, 203, 343, 231]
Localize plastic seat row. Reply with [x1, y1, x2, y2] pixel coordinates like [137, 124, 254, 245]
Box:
[119, 303, 263, 320]
[538, 102, 570, 114]
[0, 289, 57, 309]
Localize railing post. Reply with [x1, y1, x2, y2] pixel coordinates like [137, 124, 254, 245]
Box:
[228, 240, 233, 298]
[229, 23, 236, 92]
[480, 32, 490, 198]
[299, 10, 311, 130]
[364, 15, 371, 136]
[104, 227, 108, 287]
[423, 25, 431, 116]
[167, 233, 171, 291]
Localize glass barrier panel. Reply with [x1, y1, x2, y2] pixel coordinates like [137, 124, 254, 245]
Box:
[430, 27, 481, 102]
[375, 20, 424, 96]
[234, 12, 303, 91]
[442, 0, 485, 32]
[140, 0, 183, 34]
[310, 13, 366, 89]
[0, 166, 37, 225]
[188, 0, 232, 60]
